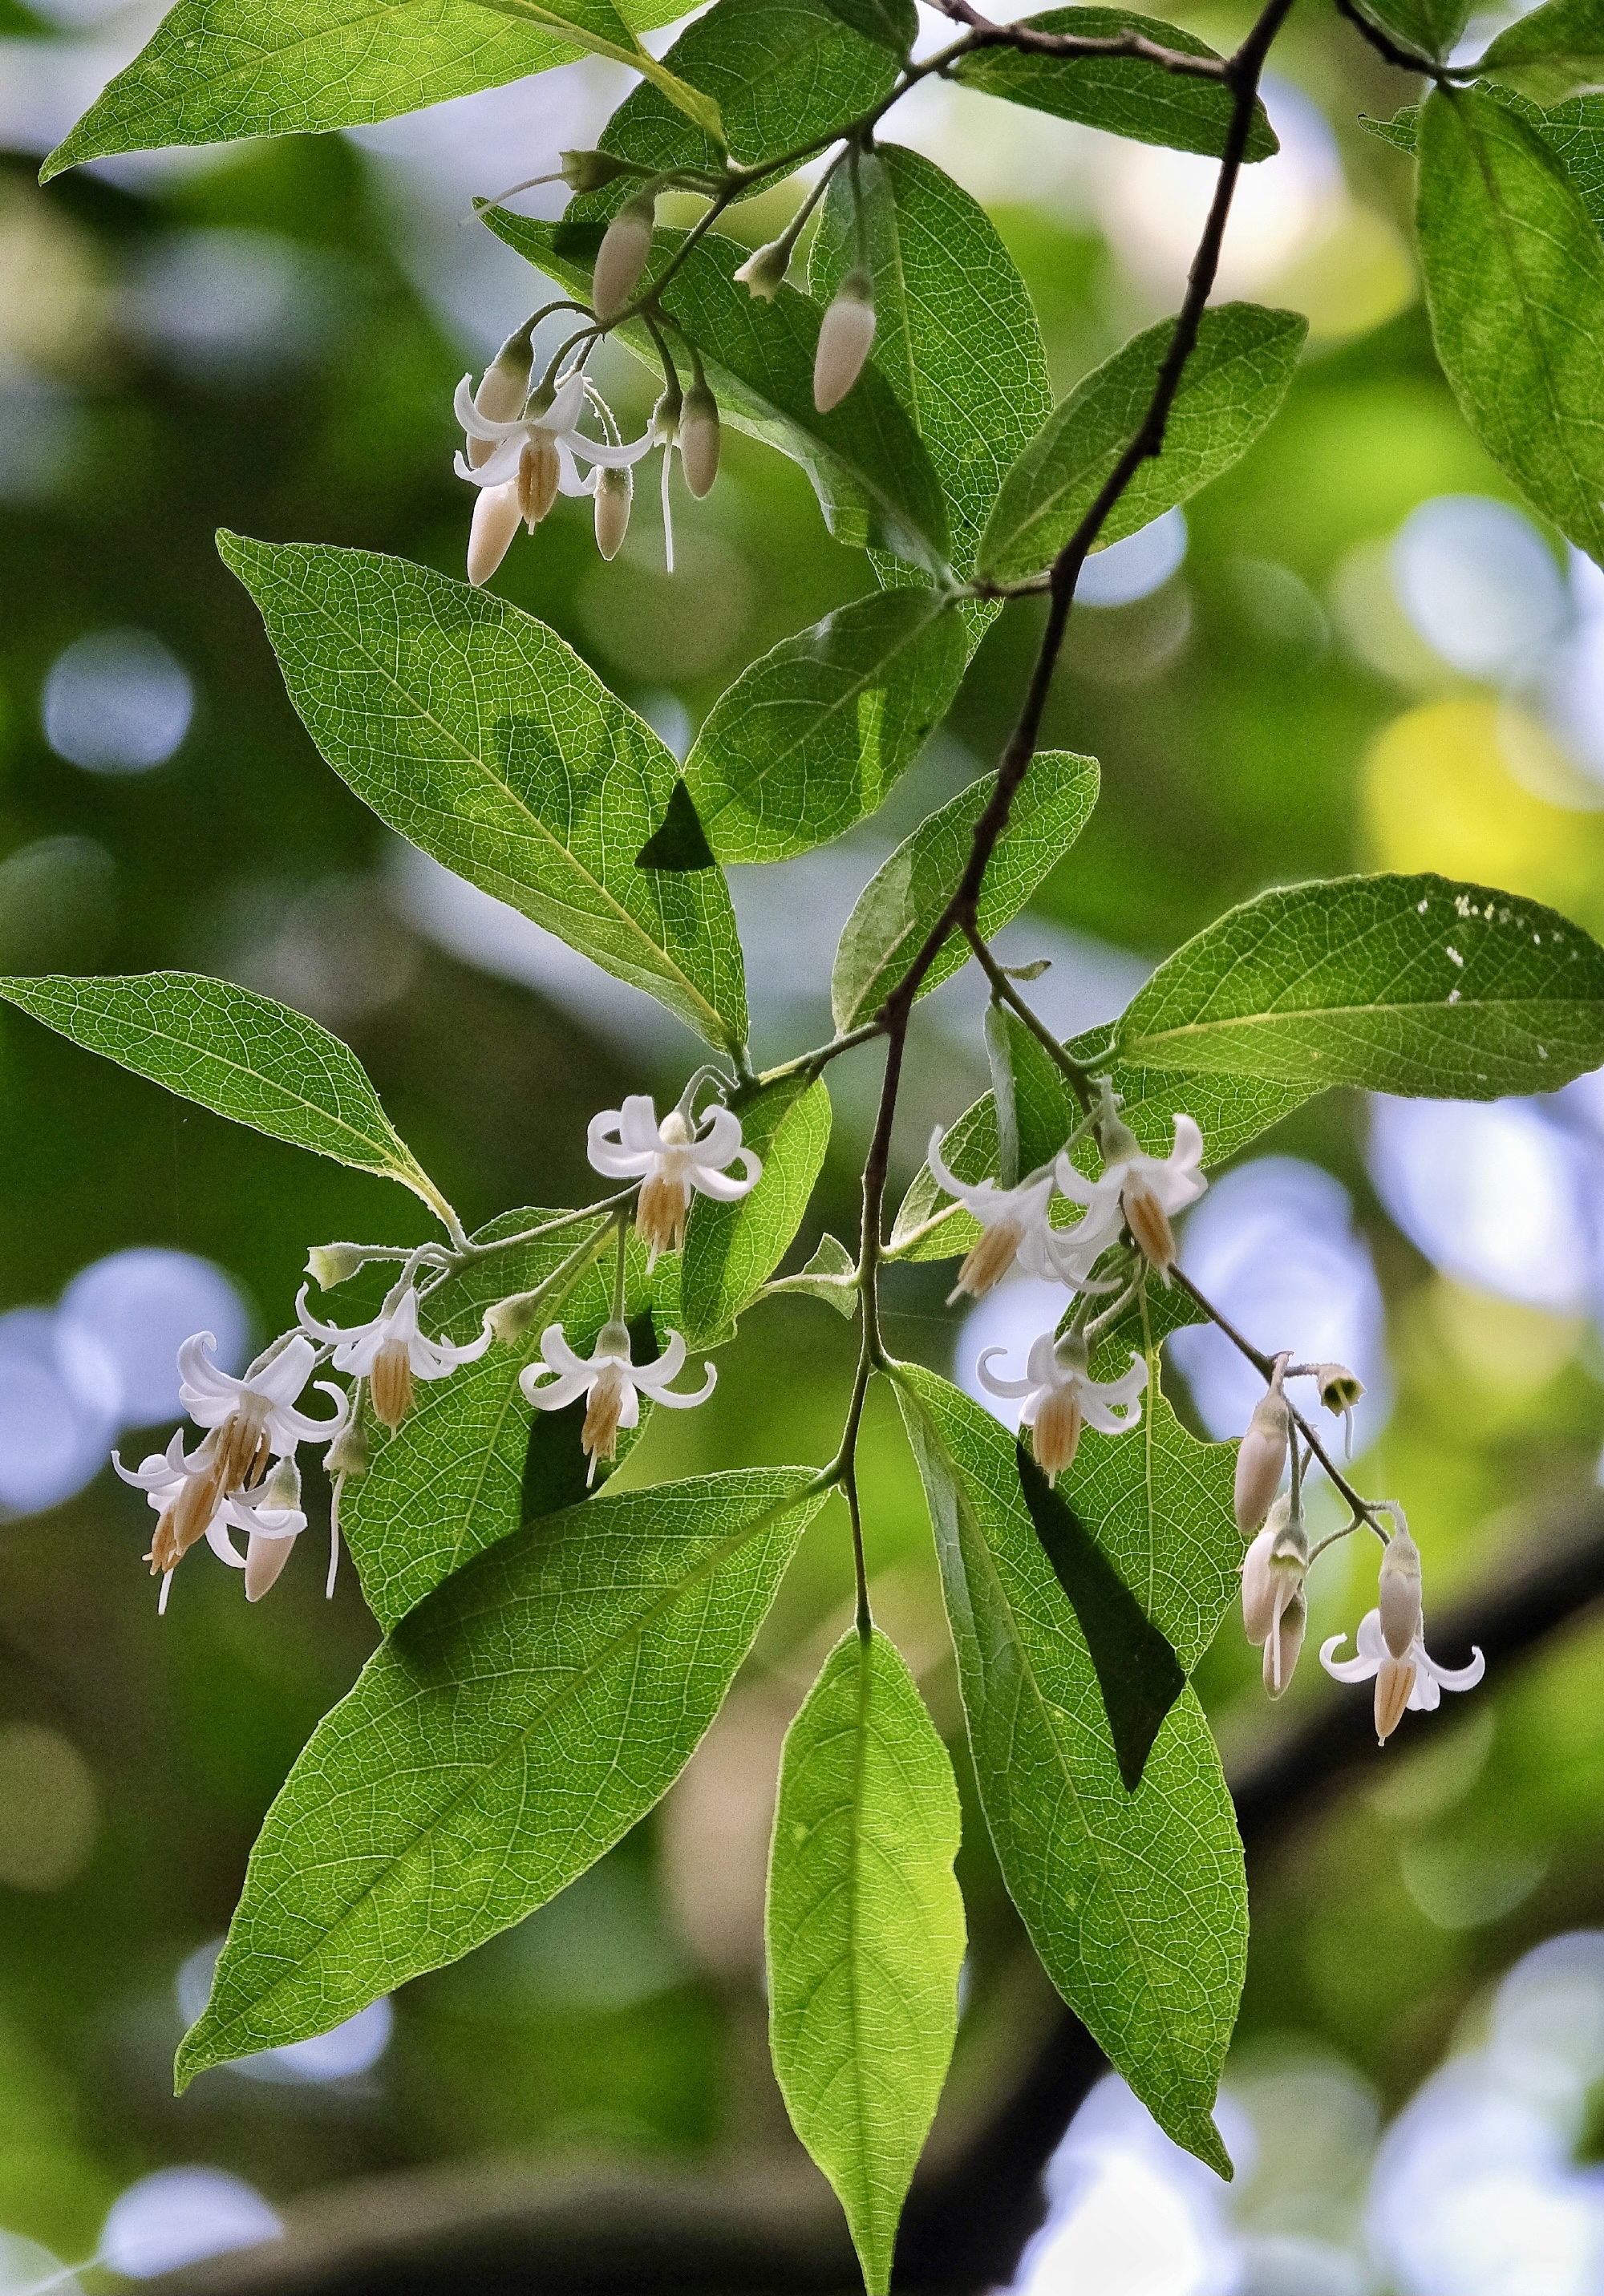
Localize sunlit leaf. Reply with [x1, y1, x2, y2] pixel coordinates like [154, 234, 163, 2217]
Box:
[176, 1467, 826, 2082]
[683, 590, 967, 864]
[219, 533, 749, 1054]
[768, 1627, 966, 2296]
[764, 1230, 860, 1315]
[831, 750, 1099, 1030]
[1351, 0, 1471, 62]
[680, 1078, 832, 1343]
[978, 303, 1307, 584]
[468, 0, 726, 140]
[1417, 82, 1604, 566]
[897, 1367, 1245, 2175]
[1480, 0, 1604, 103]
[0, 970, 453, 1226]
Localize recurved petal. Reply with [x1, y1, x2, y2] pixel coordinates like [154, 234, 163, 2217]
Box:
[618, 1095, 666, 1154]
[647, 1361, 717, 1410]
[976, 1346, 1033, 1400]
[1423, 1641, 1486, 1694]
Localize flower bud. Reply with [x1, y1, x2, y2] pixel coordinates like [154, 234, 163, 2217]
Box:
[594, 464, 633, 560]
[326, 1413, 370, 1480]
[733, 237, 791, 301]
[679, 380, 720, 499]
[813, 268, 877, 413]
[592, 190, 656, 322]
[306, 1241, 367, 1290]
[517, 432, 561, 528]
[1378, 1528, 1423, 1659]
[466, 325, 533, 468]
[468, 481, 521, 587]
[1241, 1496, 1306, 1646]
[486, 1290, 545, 1343]
[653, 380, 683, 447]
[1233, 1387, 1289, 1533]
[1262, 1589, 1306, 1699]
[561, 148, 634, 194]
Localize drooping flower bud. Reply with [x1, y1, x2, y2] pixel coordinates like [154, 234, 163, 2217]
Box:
[468, 481, 521, 587]
[468, 323, 534, 468]
[813, 268, 877, 412]
[486, 1288, 545, 1344]
[1234, 1382, 1289, 1533]
[733, 237, 791, 301]
[1262, 1589, 1306, 1699]
[594, 464, 633, 560]
[1377, 1527, 1423, 1659]
[679, 380, 720, 499]
[560, 148, 635, 194]
[592, 190, 656, 322]
[244, 1456, 303, 1604]
[326, 1412, 370, 1480]
[1241, 1496, 1307, 1651]
[517, 433, 561, 529]
[306, 1241, 367, 1290]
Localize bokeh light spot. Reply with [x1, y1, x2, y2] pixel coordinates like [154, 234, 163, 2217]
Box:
[101, 2168, 281, 2278]
[1077, 508, 1187, 607]
[59, 1249, 250, 1427]
[41, 630, 192, 775]
[0, 1722, 99, 1893]
[1391, 496, 1571, 682]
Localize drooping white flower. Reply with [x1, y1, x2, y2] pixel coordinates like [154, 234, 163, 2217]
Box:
[588, 1093, 762, 1259]
[114, 1437, 311, 1610]
[453, 366, 655, 585]
[1320, 1608, 1485, 1744]
[296, 1279, 492, 1429]
[1056, 1095, 1206, 1276]
[977, 1329, 1147, 1480]
[520, 1319, 717, 1480]
[115, 1432, 233, 1611]
[926, 1131, 1110, 1301]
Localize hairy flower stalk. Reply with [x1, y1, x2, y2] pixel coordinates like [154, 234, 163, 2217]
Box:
[813, 269, 876, 412]
[520, 1319, 717, 1480]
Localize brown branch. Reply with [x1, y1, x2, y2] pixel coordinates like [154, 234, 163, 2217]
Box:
[930, 0, 1228, 77]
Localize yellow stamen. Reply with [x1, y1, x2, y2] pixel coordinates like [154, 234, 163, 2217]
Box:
[951, 1219, 1023, 1302]
[581, 1366, 627, 1480]
[1124, 1181, 1176, 1274]
[638, 1170, 690, 1258]
[1032, 1389, 1083, 1480]
[1374, 1653, 1416, 1743]
[369, 1341, 415, 1431]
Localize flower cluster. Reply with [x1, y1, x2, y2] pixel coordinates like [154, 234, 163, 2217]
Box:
[114, 1081, 759, 1610]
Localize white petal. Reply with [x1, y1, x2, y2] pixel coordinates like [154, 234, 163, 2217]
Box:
[644, 1360, 717, 1409]
[586, 1107, 653, 1179]
[456, 439, 522, 489]
[618, 1095, 666, 1154]
[520, 1367, 589, 1411]
[537, 1324, 589, 1379]
[686, 1161, 759, 1203]
[455, 373, 525, 443]
[975, 1346, 1034, 1400]
[539, 367, 588, 433]
[1318, 1631, 1379, 1685]
[1422, 1640, 1486, 1693]
[563, 425, 657, 469]
[252, 1333, 318, 1407]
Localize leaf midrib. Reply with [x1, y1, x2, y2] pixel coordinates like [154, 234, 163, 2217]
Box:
[188, 1476, 816, 2069]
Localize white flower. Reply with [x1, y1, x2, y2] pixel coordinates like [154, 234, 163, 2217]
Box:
[453, 366, 655, 585]
[115, 1432, 232, 1611]
[927, 1132, 1111, 1300]
[977, 1330, 1147, 1480]
[520, 1319, 717, 1480]
[1056, 1104, 1206, 1276]
[297, 1279, 492, 1430]
[588, 1093, 762, 1259]
[114, 1439, 310, 1610]
[1320, 1609, 1485, 1744]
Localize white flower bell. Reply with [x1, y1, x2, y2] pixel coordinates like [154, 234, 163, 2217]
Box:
[926, 1132, 1108, 1300]
[1241, 1497, 1308, 1696]
[297, 1279, 492, 1430]
[166, 1330, 345, 1565]
[1056, 1086, 1205, 1277]
[520, 1319, 717, 1480]
[453, 366, 655, 585]
[588, 1091, 762, 1260]
[1320, 1606, 1485, 1744]
[977, 1328, 1148, 1480]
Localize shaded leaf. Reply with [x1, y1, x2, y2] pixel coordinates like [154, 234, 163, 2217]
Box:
[636, 779, 716, 871]
[42, 0, 684, 178]
[681, 1078, 832, 1344]
[468, 0, 726, 140]
[1112, 869, 1604, 1095]
[831, 750, 1099, 1030]
[951, 8, 1275, 161]
[1352, 0, 1472, 61]
[487, 213, 950, 570]
[1362, 88, 1604, 235]
[811, 145, 1053, 573]
[177, 1468, 827, 2082]
[219, 534, 748, 1053]
[1015, 1442, 1184, 1792]
[818, 0, 916, 50]
[0, 970, 452, 1225]
[684, 589, 966, 865]
[1417, 82, 1604, 565]
[978, 303, 1306, 584]
[1480, 0, 1604, 103]
[896, 1367, 1245, 2174]
[768, 1627, 966, 2296]
[764, 1231, 860, 1316]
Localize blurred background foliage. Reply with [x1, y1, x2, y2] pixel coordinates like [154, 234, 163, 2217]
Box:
[4, 1, 1604, 2289]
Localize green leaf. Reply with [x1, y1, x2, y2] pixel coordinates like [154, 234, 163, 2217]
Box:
[176, 1468, 826, 2083]
[896, 1367, 1245, 2173]
[486, 214, 951, 570]
[950, 9, 1276, 162]
[1358, 103, 1423, 154]
[830, 750, 1100, 1031]
[1365, 89, 1604, 233]
[468, 0, 727, 142]
[1015, 1442, 1184, 1793]
[41, 0, 684, 180]
[218, 534, 749, 1054]
[339, 1212, 653, 1631]
[764, 1230, 860, 1316]
[680, 1078, 832, 1344]
[1352, 0, 1471, 63]
[567, 0, 895, 195]
[683, 590, 966, 865]
[810, 146, 1054, 574]
[1480, 0, 1604, 104]
[817, 0, 916, 51]
[0, 970, 454, 1227]
[636, 780, 716, 871]
[978, 303, 1307, 584]
[1417, 82, 1604, 567]
[1112, 869, 1604, 1096]
[767, 1628, 966, 2296]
